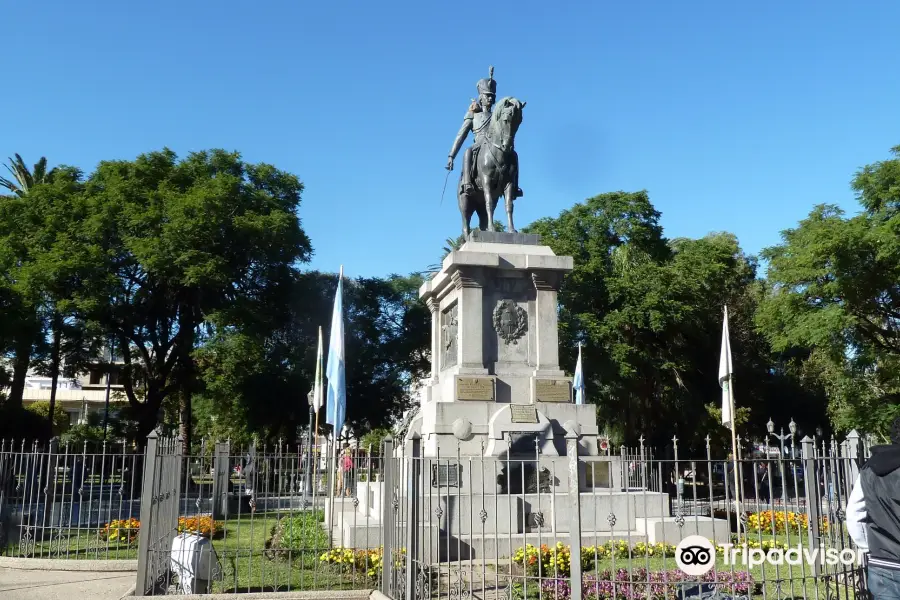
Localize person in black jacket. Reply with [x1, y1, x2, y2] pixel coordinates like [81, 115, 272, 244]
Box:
[847, 417, 900, 599]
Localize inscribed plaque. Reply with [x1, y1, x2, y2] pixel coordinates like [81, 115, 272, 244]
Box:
[510, 405, 539, 424]
[431, 464, 461, 488]
[535, 379, 572, 403]
[456, 377, 494, 401]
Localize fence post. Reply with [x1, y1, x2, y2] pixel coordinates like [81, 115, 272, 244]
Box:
[43, 438, 59, 538]
[801, 436, 821, 577]
[567, 431, 583, 600]
[134, 431, 160, 597]
[212, 442, 230, 520]
[382, 437, 395, 596]
[846, 430, 862, 486]
[405, 434, 421, 600]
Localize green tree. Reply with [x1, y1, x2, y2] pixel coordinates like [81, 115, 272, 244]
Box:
[758, 145, 900, 438]
[0, 154, 62, 410]
[25, 401, 69, 436]
[193, 272, 430, 444]
[78, 148, 312, 443]
[0, 154, 55, 197]
[527, 192, 820, 450]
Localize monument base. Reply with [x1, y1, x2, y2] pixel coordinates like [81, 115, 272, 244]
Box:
[327, 486, 731, 558]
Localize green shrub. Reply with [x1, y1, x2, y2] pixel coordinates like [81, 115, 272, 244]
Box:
[25, 401, 70, 435]
[360, 428, 392, 454]
[270, 510, 329, 556]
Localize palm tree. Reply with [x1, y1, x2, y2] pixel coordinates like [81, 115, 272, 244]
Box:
[423, 235, 466, 275]
[0, 154, 54, 196]
[0, 154, 56, 418]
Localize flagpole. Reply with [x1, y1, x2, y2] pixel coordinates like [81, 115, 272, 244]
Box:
[728, 377, 741, 532]
[724, 304, 742, 535]
[314, 326, 322, 483]
[327, 266, 343, 531]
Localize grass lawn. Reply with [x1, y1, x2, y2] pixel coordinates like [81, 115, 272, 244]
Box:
[208, 512, 376, 593]
[3, 528, 138, 560]
[5, 516, 864, 598]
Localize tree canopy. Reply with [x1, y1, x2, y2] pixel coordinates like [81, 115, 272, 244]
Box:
[3, 143, 898, 447]
[526, 192, 827, 450]
[757, 146, 900, 439]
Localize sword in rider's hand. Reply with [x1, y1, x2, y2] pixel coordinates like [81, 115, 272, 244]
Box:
[442, 98, 476, 206]
[440, 166, 451, 206]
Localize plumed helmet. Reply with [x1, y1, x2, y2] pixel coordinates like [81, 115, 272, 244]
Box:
[476, 66, 496, 97]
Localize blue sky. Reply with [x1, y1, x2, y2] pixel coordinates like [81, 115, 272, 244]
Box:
[4, 1, 899, 278]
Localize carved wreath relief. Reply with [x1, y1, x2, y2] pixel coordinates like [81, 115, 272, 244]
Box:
[493, 299, 527, 345]
[441, 304, 458, 368]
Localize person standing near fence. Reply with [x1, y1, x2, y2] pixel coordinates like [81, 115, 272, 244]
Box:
[847, 417, 900, 599]
[336, 444, 353, 497]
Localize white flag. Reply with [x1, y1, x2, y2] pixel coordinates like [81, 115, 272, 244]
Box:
[326, 267, 346, 435]
[573, 343, 585, 405]
[719, 305, 734, 429]
[313, 326, 324, 412]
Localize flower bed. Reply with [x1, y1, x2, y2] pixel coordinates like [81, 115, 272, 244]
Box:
[745, 510, 830, 535]
[536, 569, 753, 600]
[102, 518, 140, 546]
[177, 516, 224, 539]
[513, 542, 678, 577]
[318, 546, 406, 579]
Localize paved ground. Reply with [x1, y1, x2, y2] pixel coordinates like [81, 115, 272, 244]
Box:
[0, 568, 134, 600]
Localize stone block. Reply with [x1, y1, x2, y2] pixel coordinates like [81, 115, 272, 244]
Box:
[635, 516, 731, 544]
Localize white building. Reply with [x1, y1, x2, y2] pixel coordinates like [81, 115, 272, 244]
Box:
[15, 353, 126, 426]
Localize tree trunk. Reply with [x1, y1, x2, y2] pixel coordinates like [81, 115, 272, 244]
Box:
[47, 314, 62, 440]
[7, 335, 34, 409]
[135, 402, 160, 449]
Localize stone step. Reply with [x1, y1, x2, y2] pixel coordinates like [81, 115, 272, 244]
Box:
[326, 522, 648, 559]
[634, 516, 730, 544]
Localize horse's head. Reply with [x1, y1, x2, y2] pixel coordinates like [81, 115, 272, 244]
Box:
[489, 97, 526, 151]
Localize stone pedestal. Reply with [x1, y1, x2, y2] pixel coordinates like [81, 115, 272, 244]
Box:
[411, 231, 602, 461]
[329, 231, 732, 556]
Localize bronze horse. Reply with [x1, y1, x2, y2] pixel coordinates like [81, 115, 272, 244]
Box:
[458, 97, 525, 237]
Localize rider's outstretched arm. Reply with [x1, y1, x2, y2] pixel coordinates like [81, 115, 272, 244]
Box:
[448, 109, 475, 164]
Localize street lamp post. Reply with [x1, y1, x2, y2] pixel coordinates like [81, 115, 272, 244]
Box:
[306, 389, 315, 500]
[767, 417, 797, 504]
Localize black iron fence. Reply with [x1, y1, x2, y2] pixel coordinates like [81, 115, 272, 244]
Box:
[0, 438, 143, 560]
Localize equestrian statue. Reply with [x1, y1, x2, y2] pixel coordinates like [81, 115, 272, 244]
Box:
[446, 67, 526, 237]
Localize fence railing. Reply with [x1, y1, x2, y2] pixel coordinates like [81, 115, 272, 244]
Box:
[0, 430, 875, 600]
[0, 438, 143, 560]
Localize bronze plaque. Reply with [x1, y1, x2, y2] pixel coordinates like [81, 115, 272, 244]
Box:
[456, 377, 495, 401]
[510, 405, 539, 424]
[535, 379, 572, 403]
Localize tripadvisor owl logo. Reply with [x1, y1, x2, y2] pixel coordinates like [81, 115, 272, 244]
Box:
[675, 535, 864, 574]
[675, 535, 716, 576]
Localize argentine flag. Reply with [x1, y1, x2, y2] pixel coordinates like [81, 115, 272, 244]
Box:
[573, 342, 585, 404]
[326, 267, 346, 436]
[719, 305, 734, 429]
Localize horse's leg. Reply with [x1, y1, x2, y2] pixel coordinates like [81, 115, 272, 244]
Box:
[482, 163, 498, 232]
[484, 185, 496, 232]
[458, 180, 471, 237]
[475, 191, 488, 231]
[504, 181, 517, 233]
